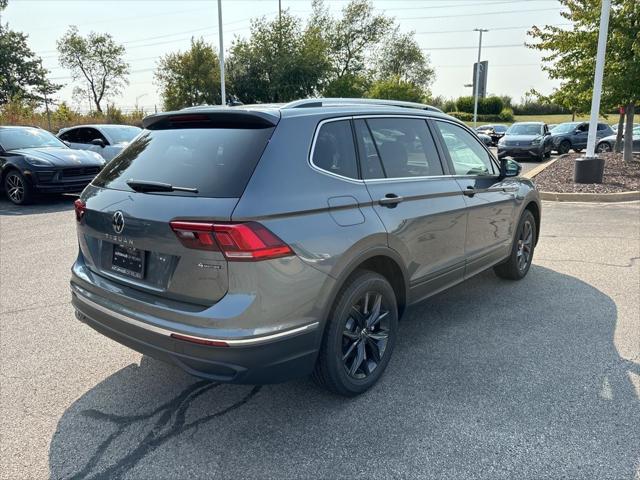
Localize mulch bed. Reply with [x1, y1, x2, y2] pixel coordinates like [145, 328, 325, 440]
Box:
[533, 152, 640, 193]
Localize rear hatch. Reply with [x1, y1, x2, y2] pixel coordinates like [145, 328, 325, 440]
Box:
[75, 110, 278, 306]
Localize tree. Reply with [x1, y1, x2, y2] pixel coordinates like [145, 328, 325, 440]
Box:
[528, 0, 639, 161]
[226, 11, 331, 103]
[367, 77, 425, 103]
[155, 38, 221, 110]
[374, 28, 435, 91]
[311, 0, 393, 96]
[0, 2, 59, 105]
[57, 26, 129, 113]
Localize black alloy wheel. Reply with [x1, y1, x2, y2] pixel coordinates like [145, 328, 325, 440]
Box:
[341, 291, 391, 379]
[494, 209, 536, 280]
[313, 270, 398, 396]
[4, 171, 33, 205]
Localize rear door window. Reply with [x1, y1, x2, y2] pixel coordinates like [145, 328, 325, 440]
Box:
[364, 118, 444, 178]
[92, 127, 274, 198]
[312, 120, 359, 179]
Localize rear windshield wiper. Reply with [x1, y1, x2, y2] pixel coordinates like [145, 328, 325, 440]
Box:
[126, 179, 198, 193]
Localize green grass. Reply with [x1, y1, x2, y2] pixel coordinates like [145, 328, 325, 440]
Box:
[464, 114, 613, 127]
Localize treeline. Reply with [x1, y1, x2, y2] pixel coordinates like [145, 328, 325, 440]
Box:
[155, 0, 435, 109]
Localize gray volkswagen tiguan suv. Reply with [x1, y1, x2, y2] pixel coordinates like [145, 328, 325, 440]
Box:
[71, 98, 540, 396]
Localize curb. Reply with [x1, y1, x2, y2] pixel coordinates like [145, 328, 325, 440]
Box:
[539, 190, 640, 202]
[522, 156, 564, 179]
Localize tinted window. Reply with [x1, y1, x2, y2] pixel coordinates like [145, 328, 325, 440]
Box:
[0, 127, 67, 150]
[354, 119, 384, 179]
[93, 127, 274, 198]
[312, 120, 358, 179]
[435, 121, 495, 176]
[506, 124, 543, 135]
[597, 123, 608, 131]
[365, 118, 443, 178]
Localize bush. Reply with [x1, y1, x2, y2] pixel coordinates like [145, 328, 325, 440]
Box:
[454, 95, 504, 115]
[446, 111, 513, 123]
[455, 96, 475, 113]
[512, 100, 568, 115]
[481, 96, 503, 115]
[366, 78, 425, 103]
[499, 107, 514, 122]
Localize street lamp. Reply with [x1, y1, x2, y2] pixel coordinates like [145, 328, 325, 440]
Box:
[574, 0, 611, 184]
[472, 28, 488, 128]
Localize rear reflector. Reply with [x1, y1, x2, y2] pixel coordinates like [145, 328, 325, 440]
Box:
[74, 199, 86, 222]
[169, 221, 293, 261]
[170, 333, 229, 347]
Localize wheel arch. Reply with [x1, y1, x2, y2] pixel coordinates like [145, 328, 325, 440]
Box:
[327, 247, 408, 322]
[524, 201, 541, 246]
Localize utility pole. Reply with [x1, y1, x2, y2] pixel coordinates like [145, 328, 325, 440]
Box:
[217, 0, 226, 106]
[472, 28, 488, 128]
[39, 60, 52, 131]
[279, 0, 282, 23]
[574, 0, 611, 184]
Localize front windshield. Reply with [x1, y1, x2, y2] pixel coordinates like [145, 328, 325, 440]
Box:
[507, 124, 543, 136]
[0, 128, 67, 151]
[101, 126, 142, 144]
[551, 123, 578, 134]
[494, 125, 507, 133]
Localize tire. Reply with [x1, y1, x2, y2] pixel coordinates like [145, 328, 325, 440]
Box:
[557, 140, 571, 155]
[544, 150, 551, 159]
[313, 270, 398, 396]
[596, 142, 611, 153]
[494, 210, 536, 280]
[3, 170, 33, 205]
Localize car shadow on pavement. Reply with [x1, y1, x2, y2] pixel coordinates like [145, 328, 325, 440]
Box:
[0, 195, 76, 216]
[48, 266, 639, 479]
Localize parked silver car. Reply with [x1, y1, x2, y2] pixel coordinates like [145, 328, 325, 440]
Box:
[596, 125, 640, 153]
[58, 124, 141, 161]
[70, 99, 541, 396]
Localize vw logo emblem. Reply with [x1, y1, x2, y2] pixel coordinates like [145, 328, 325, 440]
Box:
[112, 211, 125, 234]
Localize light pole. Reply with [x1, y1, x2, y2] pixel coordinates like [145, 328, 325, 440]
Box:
[135, 93, 147, 111]
[472, 28, 488, 128]
[574, 0, 611, 184]
[217, 0, 226, 106]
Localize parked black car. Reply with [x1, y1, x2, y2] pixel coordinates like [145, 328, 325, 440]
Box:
[550, 121, 614, 154]
[0, 126, 105, 205]
[476, 124, 508, 145]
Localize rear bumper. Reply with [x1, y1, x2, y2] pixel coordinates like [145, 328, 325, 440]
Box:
[71, 283, 321, 383]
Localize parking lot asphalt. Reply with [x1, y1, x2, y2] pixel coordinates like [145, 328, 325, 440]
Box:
[1, 196, 638, 480]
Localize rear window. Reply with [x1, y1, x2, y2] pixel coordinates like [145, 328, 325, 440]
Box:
[92, 127, 274, 197]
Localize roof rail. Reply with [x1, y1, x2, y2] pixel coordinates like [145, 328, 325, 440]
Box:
[282, 98, 443, 113]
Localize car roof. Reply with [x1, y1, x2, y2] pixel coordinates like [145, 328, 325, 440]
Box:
[143, 100, 457, 129]
[511, 121, 545, 125]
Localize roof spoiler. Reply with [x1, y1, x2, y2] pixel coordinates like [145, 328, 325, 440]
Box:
[142, 108, 280, 130]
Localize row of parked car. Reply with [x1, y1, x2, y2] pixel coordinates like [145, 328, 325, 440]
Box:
[475, 121, 640, 161]
[0, 124, 141, 204]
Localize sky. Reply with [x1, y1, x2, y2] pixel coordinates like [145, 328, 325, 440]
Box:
[3, 0, 568, 112]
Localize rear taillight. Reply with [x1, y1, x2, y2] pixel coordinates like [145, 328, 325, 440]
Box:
[169, 221, 293, 261]
[74, 199, 86, 222]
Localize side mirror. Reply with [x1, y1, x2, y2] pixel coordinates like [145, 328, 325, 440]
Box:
[90, 138, 105, 148]
[544, 131, 551, 136]
[500, 158, 521, 178]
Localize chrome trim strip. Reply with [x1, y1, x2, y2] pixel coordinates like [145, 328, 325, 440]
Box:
[73, 289, 319, 347]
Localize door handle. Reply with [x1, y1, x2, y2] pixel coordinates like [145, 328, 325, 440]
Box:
[463, 186, 476, 197]
[378, 194, 404, 207]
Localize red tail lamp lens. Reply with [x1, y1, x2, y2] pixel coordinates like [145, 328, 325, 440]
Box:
[169, 221, 293, 261]
[74, 199, 86, 222]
